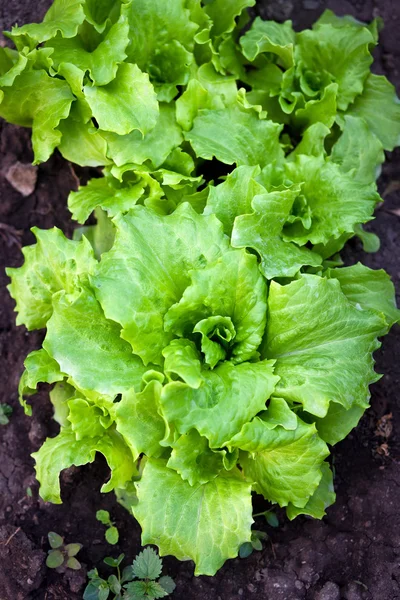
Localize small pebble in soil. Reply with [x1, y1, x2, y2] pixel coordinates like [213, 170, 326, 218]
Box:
[315, 581, 341, 600]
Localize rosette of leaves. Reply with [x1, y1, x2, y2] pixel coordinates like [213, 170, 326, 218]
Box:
[7, 198, 399, 575]
[0, 0, 255, 168]
[240, 10, 400, 151]
[46, 531, 82, 570]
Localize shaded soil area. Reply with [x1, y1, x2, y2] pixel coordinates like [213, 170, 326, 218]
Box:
[0, 1, 400, 599]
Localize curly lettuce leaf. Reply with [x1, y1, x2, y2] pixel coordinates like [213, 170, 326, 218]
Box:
[92, 203, 229, 366]
[232, 187, 322, 279]
[159, 359, 278, 448]
[283, 154, 379, 246]
[342, 73, 400, 151]
[133, 459, 253, 576]
[331, 114, 384, 185]
[286, 461, 335, 519]
[231, 415, 329, 508]
[46, 13, 130, 86]
[68, 175, 147, 224]
[204, 165, 264, 235]
[122, 0, 198, 93]
[104, 103, 183, 168]
[185, 102, 283, 167]
[19, 349, 65, 415]
[325, 263, 400, 329]
[33, 427, 136, 503]
[164, 250, 268, 364]
[162, 339, 203, 388]
[6, 228, 96, 330]
[7, 0, 86, 47]
[0, 68, 74, 163]
[264, 275, 386, 417]
[115, 381, 166, 460]
[44, 287, 147, 397]
[240, 18, 295, 68]
[295, 21, 374, 111]
[314, 402, 366, 446]
[167, 429, 231, 485]
[83, 63, 159, 136]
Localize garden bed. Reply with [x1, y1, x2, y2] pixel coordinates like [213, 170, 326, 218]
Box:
[0, 1, 399, 599]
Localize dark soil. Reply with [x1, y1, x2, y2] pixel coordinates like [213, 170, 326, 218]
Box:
[0, 1, 400, 599]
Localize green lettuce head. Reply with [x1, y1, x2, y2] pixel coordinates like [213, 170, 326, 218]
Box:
[7, 200, 398, 575]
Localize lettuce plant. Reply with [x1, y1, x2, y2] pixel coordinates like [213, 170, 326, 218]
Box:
[4, 0, 400, 577]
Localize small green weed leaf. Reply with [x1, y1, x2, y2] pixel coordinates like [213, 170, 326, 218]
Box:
[265, 512, 279, 528]
[105, 526, 119, 545]
[98, 586, 111, 600]
[158, 576, 176, 594]
[0, 403, 12, 425]
[46, 549, 64, 568]
[144, 581, 169, 599]
[67, 557, 82, 570]
[132, 547, 162, 581]
[108, 574, 121, 594]
[239, 542, 253, 559]
[251, 537, 263, 551]
[83, 583, 102, 600]
[96, 509, 111, 525]
[104, 553, 125, 568]
[121, 565, 136, 584]
[66, 543, 83, 557]
[48, 531, 63, 549]
[124, 581, 147, 600]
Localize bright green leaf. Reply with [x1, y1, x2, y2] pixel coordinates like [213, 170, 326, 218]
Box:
[133, 459, 253, 576]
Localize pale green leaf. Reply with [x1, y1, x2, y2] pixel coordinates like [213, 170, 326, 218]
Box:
[160, 360, 278, 447]
[325, 263, 400, 329]
[104, 103, 183, 168]
[231, 416, 329, 507]
[162, 339, 203, 388]
[115, 381, 166, 459]
[164, 250, 268, 364]
[68, 175, 146, 224]
[167, 429, 228, 485]
[19, 348, 65, 415]
[331, 115, 384, 184]
[133, 459, 253, 576]
[264, 275, 386, 417]
[33, 428, 136, 503]
[84, 63, 159, 136]
[295, 22, 374, 110]
[0, 69, 74, 163]
[240, 18, 295, 68]
[314, 402, 366, 446]
[287, 461, 335, 519]
[122, 0, 198, 87]
[264, 397, 297, 430]
[6, 227, 96, 330]
[185, 103, 283, 167]
[343, 73, 400, 151]
[204, 165, 264, 235]
[58, 112, 110, 168]
[205, 0, 255, 38]
[47, 15, 130, 86]
[283, 155, 379, 246]
[44, 287, 147, 398]
[92, 203, 229, 366]
[232, 188, 322, 279]
[8, 0, 85, 45]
